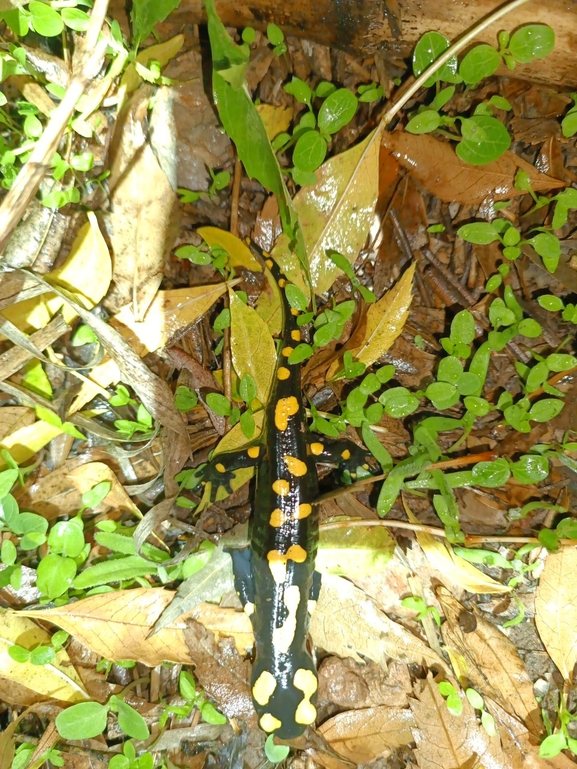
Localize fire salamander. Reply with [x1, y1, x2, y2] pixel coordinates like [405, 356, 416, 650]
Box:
[196, 251, 373, 739]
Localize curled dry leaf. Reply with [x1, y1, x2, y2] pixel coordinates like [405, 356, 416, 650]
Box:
[411, 672, 512, 769]
[348, 262, 416, 367]
[383, 131, 566, 204]
[273, 127, 382, 296]
[317, 706, 415, 764]
[0, 613, 88, 703]
[16, 460, 140, 521]
[535, 546, 577, 682]
[310, 574, 450, 674]
[437, 587, 542, 736]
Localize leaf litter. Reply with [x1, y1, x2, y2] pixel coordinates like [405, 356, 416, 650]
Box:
[0, 2, 576, 768]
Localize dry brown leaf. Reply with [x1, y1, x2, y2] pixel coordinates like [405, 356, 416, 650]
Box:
[310, 574, 450, 673]
[0, 613, 88, 702]
[411, 672, 513, 769]
[0, 406, 34, 441]
[21, 588, 251, 666]
[16, 460, 140, 521]
[383, 131, 566, 204]
[535, 546, 577, 682]
[348, 262, 416, 367]
[437, 588, 542, 736]
[318, 706, 415, 764]
[105, 88, 180, 318]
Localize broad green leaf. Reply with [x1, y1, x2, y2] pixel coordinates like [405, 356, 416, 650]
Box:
[112, 697, 150, 740]
[459, 44, 501, 85]
[457, 222, 500, 245]
[456, 116, 511, 165]
[317, 88, 358, 135]
[56, 702, 108, 740]
[471, 458, 510, 487]
[412, 31, 459, 86]
[229, 289, 275, 404]
[73, 556, 159, 589]
[405, 110, 441, 134]
[293, 130, 327, 172]
[509, 25, 555, 64]
[29, 1, 63, 36]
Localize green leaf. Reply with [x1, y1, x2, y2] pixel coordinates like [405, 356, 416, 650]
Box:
[562, 110, 577, 138]
[317, 88, 358, 135]
[527, 232, 560, 272]
[509, 25, 555, 64]
[131, 0, 181, 44]
[200, 701, 227, 724]
[206, 392, 231, 417]
[432, 469, 463, 543]
[450, 310, 476, 345]
[73, 556, 158, 589]
[456, 115, 511, 165]
[264, 734, 290, 763]
[82, 481, 111, 510]
[463, 396, 491, 416]
[61, 8, 90, 32]
[48, 520, 85, 558]
[285, 283, 308, 312]
[459, 44, 501, 84]
[56, 702, 108, 740]
[266, 22, 284, 45]
[472, 458, 511, 487]
[465, 688, 484, 710]
[37, 553, 77, 599]
[112, 697, 150, 740]
[412, 31, 459, 86]
[510, 454, 549, 484]
[29, 1, 64, 36]
[361, 423, 393, 472]
[456, 372, 481, 396]
[425, 381, 460, 410]
[545, 353, 577, 373]
[284, 76, 313, 106]
[287, 343, 314, 364]
[539, 732, 567, 759]
[437, 356, 463, 384]
[517, 318, 542, 338]
[529, 398, 564, 422]
[175, 386, 198, 412]
[71, 324, 98, 346]
[30, 645, 56, 665]
[379, 387, 420, 418]
[446, 693, 463, 715]
[0, 469, 18, 498]
[525, 361, 549, 393]
[457, 222, 500, 245]
[405, 110, 441, 134]
[292, 130, 327, 172]
[488, 298, 516, 329]
[1, 539, 16, 566]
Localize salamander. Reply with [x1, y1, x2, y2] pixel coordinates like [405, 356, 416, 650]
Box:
[195, 250, 373, 739]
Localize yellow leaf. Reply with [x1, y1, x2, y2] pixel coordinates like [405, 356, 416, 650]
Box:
[535, 546, 577, 682]
[273, 127, 382, 295]
[0, 613, 88, 702]
[67, 358, 121, 415]
[120, 35, 185, 95]
[256, 103, 293, 141]
[0, 421, 63, 467]
[198, 227, 262, 272]
[405, 504, 510, 595]
[349, 263, 416, 367]
[228, 289, 275, 405]
[0, 407, 35, 441]
[111, 283, 229, 356]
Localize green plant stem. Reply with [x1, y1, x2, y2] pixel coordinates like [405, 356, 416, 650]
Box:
[382, 0, 532, 127]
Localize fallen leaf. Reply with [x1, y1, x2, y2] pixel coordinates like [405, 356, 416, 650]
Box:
[348, 262, 416, 367]
[0, 406, 35, 441]
[16, 460, 140, 521]
[0, 420, 63, 467]
[383, 131, 566, 204]
[256, 103, 293, 141]
[310, 574, 450, 673]
[228, 288, 275, 404]
[111, 283, 230, 356]
[318, 706, 415, 764]
[67, 358, 121, 415]
[197, 227, 262, 272]
[105, 88, 180, 318]
[316, 524, 395, 577]
[535, 546, 577, 682]
[437, 587, 542, 736]
[120, 35, 185, 96]
[0, 613, 88, 702]
[406, 504, 511, 595]
[411, 672, 513, 769]
[273, 127, 382, 296]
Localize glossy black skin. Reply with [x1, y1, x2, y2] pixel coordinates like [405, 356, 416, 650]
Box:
[248, 263, 319, 738]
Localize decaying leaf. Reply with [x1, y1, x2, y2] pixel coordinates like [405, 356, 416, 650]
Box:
[535, 546, 577, 682]
[0, 613, 88, 702]
[310, 573, 450, 673]
[411, 673, 513, 769]
[0, 406, 35, 441]
[228, 288, 275, 404]
[0, 419, 63, 467]
[318, 706, 415, 764]
[16, 460, 141, 520]
[316, 524, 395, 577]
[383, 131, 567, 204]
[256, 103, 293, 141]
[120, 34, 185, 95]
[348, 262, 416, 367]
[273, 127, 382, 296]
[437, 587, 543, 736]
[198, 227, 262, 272]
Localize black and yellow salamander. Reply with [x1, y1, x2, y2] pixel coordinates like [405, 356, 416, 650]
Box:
[195, 251, 373, 739]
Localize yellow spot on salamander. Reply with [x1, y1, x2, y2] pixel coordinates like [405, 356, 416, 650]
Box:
[247, 446, 260, 459]
[282, 346, 294, 357]
[298, 503, 312, 519]
[272, 479, 290, 496]
[265, 259, 274, 269]
[244, 601, 255, 616]
[283, 455, 307, 476]
[272, 584, 301, 653]
[253, 671, 277, 706]
[277, 366, 290, 380]
[294, 668, 318, 725]
[290, 308, 300, 316]
[215, 463, 226, 473]
[341, 449, 351, 460]
[310, 442, 324, 456]
[260, 713, 282, 733]
[275, 396, 299, 431]
[268, 545, 307, 567]
[268, 558, 287, 584]
[269, 508, 286, 527]
[291, 329, 301, 342]
[278, 278, 287, 288]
